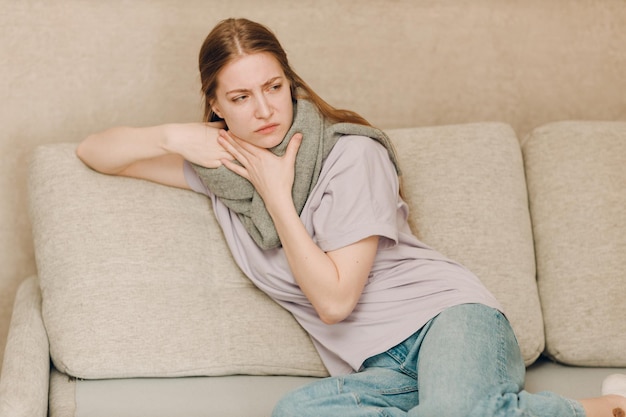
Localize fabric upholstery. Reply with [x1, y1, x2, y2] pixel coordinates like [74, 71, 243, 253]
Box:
[388, 123, 543, 365]
[29, 144, 327, 379]
[29, 122, 543, 380]
[3, 0, 626, 373]
[523, 121, 626, 366]
[48, 368, 76, 417]
[0, 276, 49, 417]
[62, 361, 626, 417]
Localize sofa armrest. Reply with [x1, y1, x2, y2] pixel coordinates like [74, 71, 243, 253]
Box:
[0, 276, 50, 417]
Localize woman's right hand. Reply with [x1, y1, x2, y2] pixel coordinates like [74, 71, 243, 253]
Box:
[163, 121, 234, 168]
[76, 121, 233, 190]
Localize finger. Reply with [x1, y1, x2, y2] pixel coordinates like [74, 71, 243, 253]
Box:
[285, 133, 303, 161]
[224, 130, 267, 157]
[220, 158, 249, 180]
[217, 150, 235, 161]
[218, 131, 248, 164]
[218, 129, 236, 147]
[220, 130, 247, 150]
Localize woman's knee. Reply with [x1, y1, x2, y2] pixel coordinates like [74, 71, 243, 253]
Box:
[271, 379, 337, 417]
[272, 391, 301, 417]
[411, 384, 528, 417]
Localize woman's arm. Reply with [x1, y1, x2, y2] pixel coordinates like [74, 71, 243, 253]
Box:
[218, 131, 378, 325]
[76, 122, 231, 189]
[271, 204, 379, 325]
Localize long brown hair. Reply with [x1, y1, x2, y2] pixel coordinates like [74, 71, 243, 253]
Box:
[198, 18, 371, 126]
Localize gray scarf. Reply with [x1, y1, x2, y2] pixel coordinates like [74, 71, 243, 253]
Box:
[191, 99, 400, 250]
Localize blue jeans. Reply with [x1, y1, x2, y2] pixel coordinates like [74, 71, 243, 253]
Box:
[272, 304, 586, 417]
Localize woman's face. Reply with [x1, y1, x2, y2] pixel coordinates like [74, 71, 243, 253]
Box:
[211, 52, 294, 149]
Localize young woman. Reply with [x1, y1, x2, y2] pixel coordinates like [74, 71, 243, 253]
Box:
[77, 18, 625, 417]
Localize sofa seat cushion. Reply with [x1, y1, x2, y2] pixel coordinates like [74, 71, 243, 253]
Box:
[46, 361, 626, 417]
[523, 121, 626, 366]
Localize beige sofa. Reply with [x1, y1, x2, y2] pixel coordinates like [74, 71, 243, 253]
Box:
[1, 1, 626, 416]
[4, 120, 626, 417]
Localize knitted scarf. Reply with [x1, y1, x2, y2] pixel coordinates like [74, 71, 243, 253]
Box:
[190, 99, 400, 250]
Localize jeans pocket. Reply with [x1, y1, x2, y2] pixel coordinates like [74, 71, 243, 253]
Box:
[347, 367, 418, 395]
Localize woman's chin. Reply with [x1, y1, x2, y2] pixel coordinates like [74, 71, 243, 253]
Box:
[256, 132, 288, 149]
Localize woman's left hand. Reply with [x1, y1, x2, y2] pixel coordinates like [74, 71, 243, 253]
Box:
[217, 130, 303, 209]
[219, 129, 375, 325]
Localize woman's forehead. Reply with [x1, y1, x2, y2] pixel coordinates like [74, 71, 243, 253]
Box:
[217, 52, 286, 92]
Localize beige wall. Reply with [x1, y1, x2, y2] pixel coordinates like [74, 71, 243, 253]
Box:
[1, 0, 625, 372]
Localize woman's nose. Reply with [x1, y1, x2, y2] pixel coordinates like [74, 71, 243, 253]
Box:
[255, 95, 273, 119]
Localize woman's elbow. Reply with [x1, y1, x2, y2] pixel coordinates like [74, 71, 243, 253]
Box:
[75, 134, 116, 174]
[317, 302, 355, 325]
[75, 136, 94, 167]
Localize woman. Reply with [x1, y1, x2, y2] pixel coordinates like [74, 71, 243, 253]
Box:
[77, 18, 625, 417]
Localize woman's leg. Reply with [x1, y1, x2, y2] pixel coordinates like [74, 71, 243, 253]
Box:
[579, 396, 626, 417]
[407, 303, 587, 417]
[274, 303, 626, 417]
[271, 366, 418, 417]
[272, 324, 434, 417]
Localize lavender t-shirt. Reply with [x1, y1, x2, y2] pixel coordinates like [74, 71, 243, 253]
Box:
[184, 135, 502, 376]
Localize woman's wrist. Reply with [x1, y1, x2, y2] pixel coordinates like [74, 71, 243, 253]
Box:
[159, 123, 183, 156]
[264, 190, 297, 219]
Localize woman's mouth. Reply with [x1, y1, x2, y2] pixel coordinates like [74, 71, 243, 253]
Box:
[255, 123, 279, 134]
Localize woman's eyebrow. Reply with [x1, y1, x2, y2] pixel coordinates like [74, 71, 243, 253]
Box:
[263, 76, 284, 86]
[225, 76, 284, 95]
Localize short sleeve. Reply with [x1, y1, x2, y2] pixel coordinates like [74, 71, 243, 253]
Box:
[310, 135, 400, 252]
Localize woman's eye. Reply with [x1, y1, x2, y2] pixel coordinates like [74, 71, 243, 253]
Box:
[232, 95, 247, 102]
[269, 84, 282, 91]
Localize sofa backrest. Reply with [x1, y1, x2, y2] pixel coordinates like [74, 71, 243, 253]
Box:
[29, 144, 327, 379]
[3, 0, 626, 371]
[390, 123, 543, 365]
[29, 122, 545, 379]
[522, 121, 626, 367]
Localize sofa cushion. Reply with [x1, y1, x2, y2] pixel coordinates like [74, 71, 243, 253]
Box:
[30, 144, 328, 379]
[388, 123, 543, 365]
[30, 122, 542, 379]
[522, 121, 626, 366]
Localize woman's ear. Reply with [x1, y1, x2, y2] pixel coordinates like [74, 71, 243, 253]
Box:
[211, 102, 223, 119]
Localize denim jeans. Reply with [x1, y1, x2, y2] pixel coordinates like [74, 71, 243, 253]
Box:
[272, 303, 586, 417]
